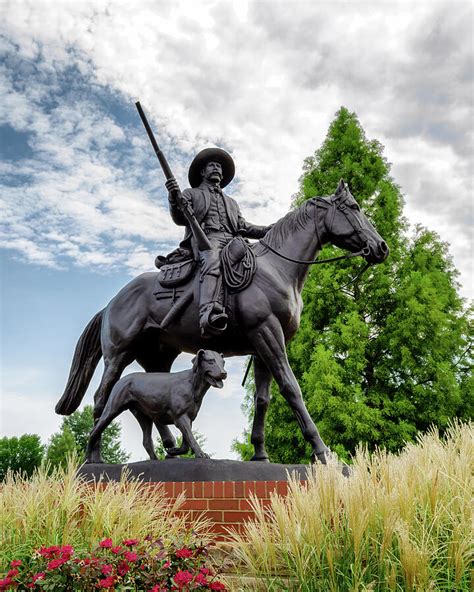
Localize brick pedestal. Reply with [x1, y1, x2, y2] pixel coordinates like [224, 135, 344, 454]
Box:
[159, 480, 291, 538]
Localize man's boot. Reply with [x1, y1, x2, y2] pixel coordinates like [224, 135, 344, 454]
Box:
[199, 274, 228, 337]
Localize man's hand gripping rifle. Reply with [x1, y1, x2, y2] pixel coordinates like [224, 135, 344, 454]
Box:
[135, 101, 211, 252]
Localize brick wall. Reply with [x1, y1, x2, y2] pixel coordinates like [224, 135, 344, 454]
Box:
[156, 480, 292, 539]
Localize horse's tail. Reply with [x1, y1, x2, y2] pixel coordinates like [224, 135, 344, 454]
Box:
[55, 309, 104, 415]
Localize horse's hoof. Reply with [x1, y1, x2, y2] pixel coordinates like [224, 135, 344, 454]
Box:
[250, 455, 270, 462]
[85, 457, 104, 464]
[311, 448, 330, 464]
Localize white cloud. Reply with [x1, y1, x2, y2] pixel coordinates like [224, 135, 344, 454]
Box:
[1, 1, 471, 293]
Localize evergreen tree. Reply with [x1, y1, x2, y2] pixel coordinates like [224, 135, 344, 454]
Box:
[236, 107, 472, 463]
[0, 434, 44, 480]
[44, 426, 77, 470]
[46, 405, 130, 465]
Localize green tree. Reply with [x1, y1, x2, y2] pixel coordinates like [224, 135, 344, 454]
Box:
[0, 434, 44, 480]
[44, 426, 77, 470]
[46, 405, 130, 465]
[154, 430, 209, 459]
[236, 107, 472, 463]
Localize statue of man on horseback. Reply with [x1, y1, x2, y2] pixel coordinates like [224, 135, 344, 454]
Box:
[164, 148, 272, 337]
[56, 103, 389, 466]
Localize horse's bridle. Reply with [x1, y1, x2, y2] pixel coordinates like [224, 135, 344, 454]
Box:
[260, 194, 371, 266]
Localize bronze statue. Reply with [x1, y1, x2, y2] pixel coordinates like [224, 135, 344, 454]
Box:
[165, 148, 272, 337]
[56, 173, 388, 464]
[86, 350, 227, 461]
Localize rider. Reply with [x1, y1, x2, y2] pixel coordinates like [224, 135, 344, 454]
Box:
[166, 147, 272, 338]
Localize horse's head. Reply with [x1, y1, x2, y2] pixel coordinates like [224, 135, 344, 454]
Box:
[323, 180, 389, 264]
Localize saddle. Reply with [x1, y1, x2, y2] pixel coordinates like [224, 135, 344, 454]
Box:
[155, 237, 256, 292]
[155, 247, 196, 288]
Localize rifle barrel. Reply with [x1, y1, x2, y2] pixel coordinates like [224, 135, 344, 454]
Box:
[135, 101, 174, 180]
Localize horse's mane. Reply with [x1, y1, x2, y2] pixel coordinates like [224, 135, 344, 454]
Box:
[262, 197, 330, 249]
[262, 199, 314, 249]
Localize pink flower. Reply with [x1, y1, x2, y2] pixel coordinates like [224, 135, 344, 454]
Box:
[60, 545, 74, 554]
[117, 561, 130, 576]
[163, 561, 171, 569]
[46, 557, 67, 570]
[111, 546, 122, 555]
[199, 567, 211, 576]
[101, 564, 113, 575]
[175, 548, 193, 559]
[209, 582, 226, 591]
[124, 551, 138, 562]
[194, 572, 208, 585]
[10, 561, 22, 568]
[6, 570, 18, 579]
[0, 577, 12, 590]
[98, 575, 115, 588]
[173, 570, 194, 587]
[99, 538, 113, 548]
[32, 573, 45, 582]
[39, 545, 61, 558]
[122, 538, 139, 547]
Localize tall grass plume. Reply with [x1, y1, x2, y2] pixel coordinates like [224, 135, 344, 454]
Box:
[227, 421, 473, 591]
[0, 455, 211, 569]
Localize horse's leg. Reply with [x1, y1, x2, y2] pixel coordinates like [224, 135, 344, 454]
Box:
[136, 345, 180, 450]
[250, 319, 330, 463]
[88, 352, 131, 463]
[250, 355, 273, 462]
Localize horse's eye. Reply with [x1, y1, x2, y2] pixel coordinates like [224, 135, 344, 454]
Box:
[351, 204, 360, 211]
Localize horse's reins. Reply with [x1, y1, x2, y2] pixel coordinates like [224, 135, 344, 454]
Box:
[242, 194, 373, 387]
[259, 195, 372, 288]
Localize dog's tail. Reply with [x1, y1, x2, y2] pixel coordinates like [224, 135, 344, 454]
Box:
[55, 310, 103, 415]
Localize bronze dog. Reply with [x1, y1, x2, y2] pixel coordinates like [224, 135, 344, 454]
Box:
[85, 350, 226, 462]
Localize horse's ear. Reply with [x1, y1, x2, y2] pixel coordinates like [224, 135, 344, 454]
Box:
[335, 179, 346, 195]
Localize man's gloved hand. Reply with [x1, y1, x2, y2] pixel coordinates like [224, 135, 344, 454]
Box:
[165, 178, 182, 205]
[165, 178, 192, 211]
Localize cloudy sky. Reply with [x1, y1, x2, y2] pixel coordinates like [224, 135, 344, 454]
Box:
[1, 0, 472, 461]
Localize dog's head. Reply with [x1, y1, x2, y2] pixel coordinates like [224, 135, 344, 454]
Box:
[192, 350, 227, 388]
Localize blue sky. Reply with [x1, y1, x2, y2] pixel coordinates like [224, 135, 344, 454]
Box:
[1, 0, 472, 460]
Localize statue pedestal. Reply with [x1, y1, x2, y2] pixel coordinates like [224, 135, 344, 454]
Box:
[78, 458, 310, 539]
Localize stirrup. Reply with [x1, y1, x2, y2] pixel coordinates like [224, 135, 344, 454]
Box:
[200, 307, 228, 337]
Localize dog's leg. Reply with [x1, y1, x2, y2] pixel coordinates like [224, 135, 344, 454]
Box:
[165, 439, 189, 457]
[134, 411, 157, 460]
[155, 422, 176, 450]
[175, 415, 209, 459]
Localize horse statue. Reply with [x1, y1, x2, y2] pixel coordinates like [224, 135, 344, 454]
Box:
[56, 180, 389, 463]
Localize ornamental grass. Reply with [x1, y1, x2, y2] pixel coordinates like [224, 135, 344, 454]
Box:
[226, 421, 473, 591]
[0, 456, 212, 570]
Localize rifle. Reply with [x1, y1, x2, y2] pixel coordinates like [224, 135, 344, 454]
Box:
[135, 101, 211, 252]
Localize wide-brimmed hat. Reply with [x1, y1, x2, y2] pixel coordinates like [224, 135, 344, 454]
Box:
[188, 147, 235, 188]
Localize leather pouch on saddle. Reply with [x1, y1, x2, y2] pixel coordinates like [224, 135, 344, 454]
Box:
[156, 247, 196, 288]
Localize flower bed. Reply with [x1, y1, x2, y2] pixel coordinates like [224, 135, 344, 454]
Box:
[0, 538, 226, 591]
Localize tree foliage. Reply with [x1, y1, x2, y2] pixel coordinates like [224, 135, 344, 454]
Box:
[0, 434, 44, 480]
[154, 430, 209, 460]
[237, 107, 472, 463]
[46, 405, 130, 466]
